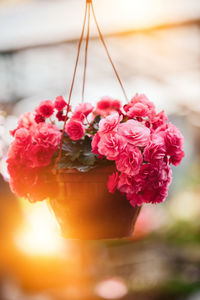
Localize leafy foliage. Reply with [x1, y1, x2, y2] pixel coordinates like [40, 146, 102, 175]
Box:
[54, 133, 112, 172]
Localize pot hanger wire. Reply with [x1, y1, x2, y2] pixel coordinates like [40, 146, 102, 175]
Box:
[55, 0, 128, 167]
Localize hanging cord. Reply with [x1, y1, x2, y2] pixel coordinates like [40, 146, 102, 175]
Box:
[82, 2, 90, 102]
[54, 1, 88, 168]
[54, 0, 128, 169]
[90, 1, 128, 103]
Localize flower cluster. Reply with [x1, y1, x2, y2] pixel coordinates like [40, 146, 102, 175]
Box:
[7, 94, 184, 205]
[92, 94, 184, 206]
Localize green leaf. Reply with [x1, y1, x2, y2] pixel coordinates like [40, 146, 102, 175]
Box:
[76, 165, 96, 172]
[78, 152, 96, 166]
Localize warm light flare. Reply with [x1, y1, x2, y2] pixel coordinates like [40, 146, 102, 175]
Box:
[114, 0, 155, 29]
[95, 277, 128, 299]
[14, 200, 65, 256]
[97, 0, 168, 31]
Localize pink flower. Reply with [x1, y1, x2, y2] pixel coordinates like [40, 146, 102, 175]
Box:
[116, 146, 143, 176]
[141, 162, 171, 190]
[169, 150, 184, 166]
[127, 193, 144, 207]
[126, 162, 172, 206]
[124, 94, 156, 118]
[35, 114, 45, 124]
[151, 111, 168, 130]
[56, 111, 66, 121]
[99, 114, 122, 133]
[143, 133, 166, 163]
[98, 132, 126, 160]
[8, 166, 38, 199]
[54, 96, 67, 111]
[65, 119, 85, 140]
[35, 100, 54, 118]
[15, 128, 32, 147]
[118, 119, 150, 147]
[143, 163, 171, 201]
[72, 102, 94, 121]
[91, 133, 100, 155]
[117, 173, 140, 195]
[111, 99, 121, 110]
[18, 112, 36, 129]
[164, 123, 184, 166]
[29, 144, 54, 167]
[10, 112, 36, 136]
[34, 123, 61, 150]
[7, 123, 61, 200]
[95, 97, 122, 116]
[107, 172, 119, 194]
[97, 96, 113, 110]
[20, 123, 62, 168]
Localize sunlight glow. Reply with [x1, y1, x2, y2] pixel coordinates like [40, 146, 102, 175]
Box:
[15, 200, 65, 256]
[95, 278, 128, 299]
[115, 0, 155, 29]
[97, 0, 168, 31]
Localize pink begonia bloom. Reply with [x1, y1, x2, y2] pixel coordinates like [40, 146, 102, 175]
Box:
[72, 102, 94, 121]
[19, 123, 61, 168]
[169, 150, 184, 166]
[117, 173, 132, 194]
[151, 110, 168, 130]
[141, 162, 172, 190]
[65, 119, 85, 140]
[98, 132, 126, 160]
[107, 172, 119, 194]
[124, 94, 156, 118]
[99, 113, 122, 133]
[56, 111, 66, 121]
[54, 96, 67, 111]
[143, 133, 166, 163]
[117, 173, 142, 195]
[29, 144, 55, 167]
[126, 103, 150, 119]
[164, 123, 184, 166]
[8, 139, 28, 170]
[118, 119, 150, 147]
[97, 96, 113, 110]
[111, 99, 121, 110]
[8, 166, 38, 198]
[96, 97, 122, 116]
[34, 123, 61, 148]
[127, 193, 144, 207]
[7, 124, 58, 198]
[35, 114, 45, 124]
[18, 112, 36, 129]
[10, 112, 36, 136]
[142, 162, 171, 201]
[91, 133, 100, 155]
[127, 162, 172, 206]
[35, 100, 54, 118]
[15, 128, 32, 147]
[116, 146, 143, 176]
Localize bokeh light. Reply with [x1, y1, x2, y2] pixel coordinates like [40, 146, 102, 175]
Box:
[14, 200, 65, 257]
[95, 277, 128, 299]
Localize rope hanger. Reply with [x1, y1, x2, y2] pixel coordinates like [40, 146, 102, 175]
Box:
[69, 0, 128, 105]
[55, 0, 128, 166]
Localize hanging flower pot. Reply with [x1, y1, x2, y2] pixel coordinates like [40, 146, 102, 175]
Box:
[49, 166, 141, 239]
[7, 94, 184, 239]
[6, 0, 185, 240]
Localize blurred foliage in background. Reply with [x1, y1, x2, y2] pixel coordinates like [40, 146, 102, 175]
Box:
[0, 0, 200, 299]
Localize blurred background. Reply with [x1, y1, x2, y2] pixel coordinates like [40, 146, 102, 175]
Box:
[0, 0, 200, 299]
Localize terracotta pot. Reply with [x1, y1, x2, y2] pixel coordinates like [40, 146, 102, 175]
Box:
[49, 166, 141, 240]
